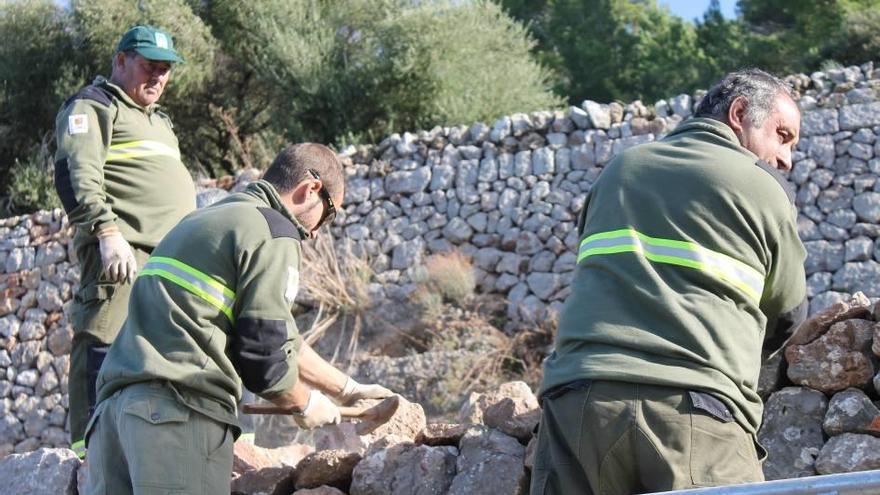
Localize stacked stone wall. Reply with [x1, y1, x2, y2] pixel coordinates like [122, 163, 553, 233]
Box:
[2, 62, 880, 455]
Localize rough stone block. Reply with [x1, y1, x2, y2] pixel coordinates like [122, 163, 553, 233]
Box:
[787, 292, 870, 346]
[0, 448, 79, 495]
[294, 450, 361, 491]
[786, 319, 877, 393]
[824, 388, 880, 437]
[758, 387, 828, 480]
[815, 433, 880, 474]
[448, 426, 525, 495]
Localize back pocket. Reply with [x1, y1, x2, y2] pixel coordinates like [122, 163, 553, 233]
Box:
[120, 392, 192, 489]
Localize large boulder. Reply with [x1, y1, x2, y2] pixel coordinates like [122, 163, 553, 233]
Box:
[294, 450, 361, 491]
[448, 426, 526, 495]
[823, 388, 880, 437]
[483, 395, 540, 443]
[758, 387, 828, 480]
[231, 466, 295, 495]
[785, 319, 877, 393]
[786, 292, 871, 346]
[350, 442, 458, 495]
[815, 433, 880, 474]
[458, 381, 537, 425]
[0, 448, 80, 495]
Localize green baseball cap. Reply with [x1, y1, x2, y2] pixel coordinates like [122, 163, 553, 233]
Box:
[117, 25, 184, 63]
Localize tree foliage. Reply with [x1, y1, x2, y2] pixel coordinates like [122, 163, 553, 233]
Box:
[0, 0, 559, 212]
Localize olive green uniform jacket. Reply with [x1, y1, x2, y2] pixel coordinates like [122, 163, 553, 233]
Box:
[91, 181, 308, 439]
[54, 75, 195, 249]
[540, 118, 807, 435]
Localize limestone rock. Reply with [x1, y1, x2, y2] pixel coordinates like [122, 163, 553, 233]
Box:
[457, 381, 536, 425]
[483, 395, 540, 443]
[0, 447, 80, 495]
[787, 292, 871, 346]
[758, 352, 785, 400]
[786, 319, 877, 393]
[350, 442, 458, 495]
[359, 395, 425, 441]
[448, 426, 526, 495]
[293, 487, 347, 495]
[416, 423, 470, 447]
[231, 466, 295, 495]
[758, 387, 828, 480]
[815, 433, 880, 474]
[823, 388, 880, 437]
[233, 439, 313, 474]
[294, 450, 361, 491]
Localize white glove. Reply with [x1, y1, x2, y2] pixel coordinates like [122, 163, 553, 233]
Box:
[337, 377, 394, 405]
[97, 228, 138, 284]
[293, 390, 341, 430]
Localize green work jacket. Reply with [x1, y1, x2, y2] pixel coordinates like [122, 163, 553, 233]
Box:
[54, 76, 196, 250]
[541, 118, 807, 434]
[93, 181, 308, 437]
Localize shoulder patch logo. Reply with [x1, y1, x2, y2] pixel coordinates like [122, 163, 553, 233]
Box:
[68, 114, 88, 135]
[284, 266, 299, 305]
[155, 32, 169, 49]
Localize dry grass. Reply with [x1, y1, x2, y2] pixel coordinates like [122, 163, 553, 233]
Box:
[422, 251, 476, 305]
[299, 234, 374, 365]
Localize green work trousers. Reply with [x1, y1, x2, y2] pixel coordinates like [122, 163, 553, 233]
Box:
[69, 241, 150, 455]
[84, 381, 234, 495]
[530, 380, 765, 495]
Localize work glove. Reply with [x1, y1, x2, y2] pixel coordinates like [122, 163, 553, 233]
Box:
[96, 227, 138, 284]
[337, 377, 394, 406]
[292, 390, 342, 430]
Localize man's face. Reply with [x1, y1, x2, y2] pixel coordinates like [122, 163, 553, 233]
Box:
[737, 93, 801, 171]
[302, 181, 344, 238]
[113, 52, 173, 107]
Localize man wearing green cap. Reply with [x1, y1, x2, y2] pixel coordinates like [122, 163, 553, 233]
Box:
[54, 25, 195, 459]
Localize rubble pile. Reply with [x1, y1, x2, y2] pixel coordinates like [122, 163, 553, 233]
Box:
[759, 292, 880, 479]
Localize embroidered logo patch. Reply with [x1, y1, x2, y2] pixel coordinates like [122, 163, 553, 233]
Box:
[284, 266, 299, 304]
[68, 114, 88, 135]
[155, 32, 169, 49]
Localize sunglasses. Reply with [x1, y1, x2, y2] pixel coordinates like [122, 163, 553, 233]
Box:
[307, 169, 336, 230]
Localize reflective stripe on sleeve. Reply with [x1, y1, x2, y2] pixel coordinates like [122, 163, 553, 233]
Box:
[577, 228, 765, 302]
[140, 256, 235, 322]
[107, 140, 181, 161]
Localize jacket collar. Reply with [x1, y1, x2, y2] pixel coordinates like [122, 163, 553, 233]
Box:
[94, 75, 161, 114]
[668, 118, 795, 204]
[244, 180, 310, 238]
[666, 117, 758, 160]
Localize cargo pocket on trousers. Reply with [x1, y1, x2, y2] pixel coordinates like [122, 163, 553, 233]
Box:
[121, 393, 192, 489]
[71, 282, 117, 338]
[688, 391, 761, 486]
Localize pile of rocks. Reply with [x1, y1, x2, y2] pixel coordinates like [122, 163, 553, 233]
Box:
[0, 209, 75, 456]
[759, 292, 880, 479]
[234, 382, 539, 495]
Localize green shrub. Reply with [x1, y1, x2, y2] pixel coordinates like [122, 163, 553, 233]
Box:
[6, 141, 60, 214]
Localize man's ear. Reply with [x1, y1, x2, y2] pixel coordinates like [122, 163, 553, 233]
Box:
[727, 96, 749, 134]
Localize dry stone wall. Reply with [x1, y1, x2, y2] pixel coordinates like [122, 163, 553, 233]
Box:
[2, 62, 880, 457]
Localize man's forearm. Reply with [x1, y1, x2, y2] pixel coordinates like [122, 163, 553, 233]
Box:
[297, 343, 348, 397]
[266, 376, 311, 411]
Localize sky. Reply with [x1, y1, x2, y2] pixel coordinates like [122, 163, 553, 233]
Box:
[660, 0, 738, 22]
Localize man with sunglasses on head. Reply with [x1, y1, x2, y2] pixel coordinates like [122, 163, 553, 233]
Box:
[82, 144, 394, 495]
[53, 25, 196, 459]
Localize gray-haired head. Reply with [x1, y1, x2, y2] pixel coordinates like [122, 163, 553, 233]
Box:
[694, 69, 794, 127]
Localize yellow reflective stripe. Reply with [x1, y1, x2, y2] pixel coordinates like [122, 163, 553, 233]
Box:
[107, 140, 180, 160]
[149, 256, 235, 299]
[140, 257, 235, 323]
[578, 227, 765, 302]
[71, 439, 86, 459]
